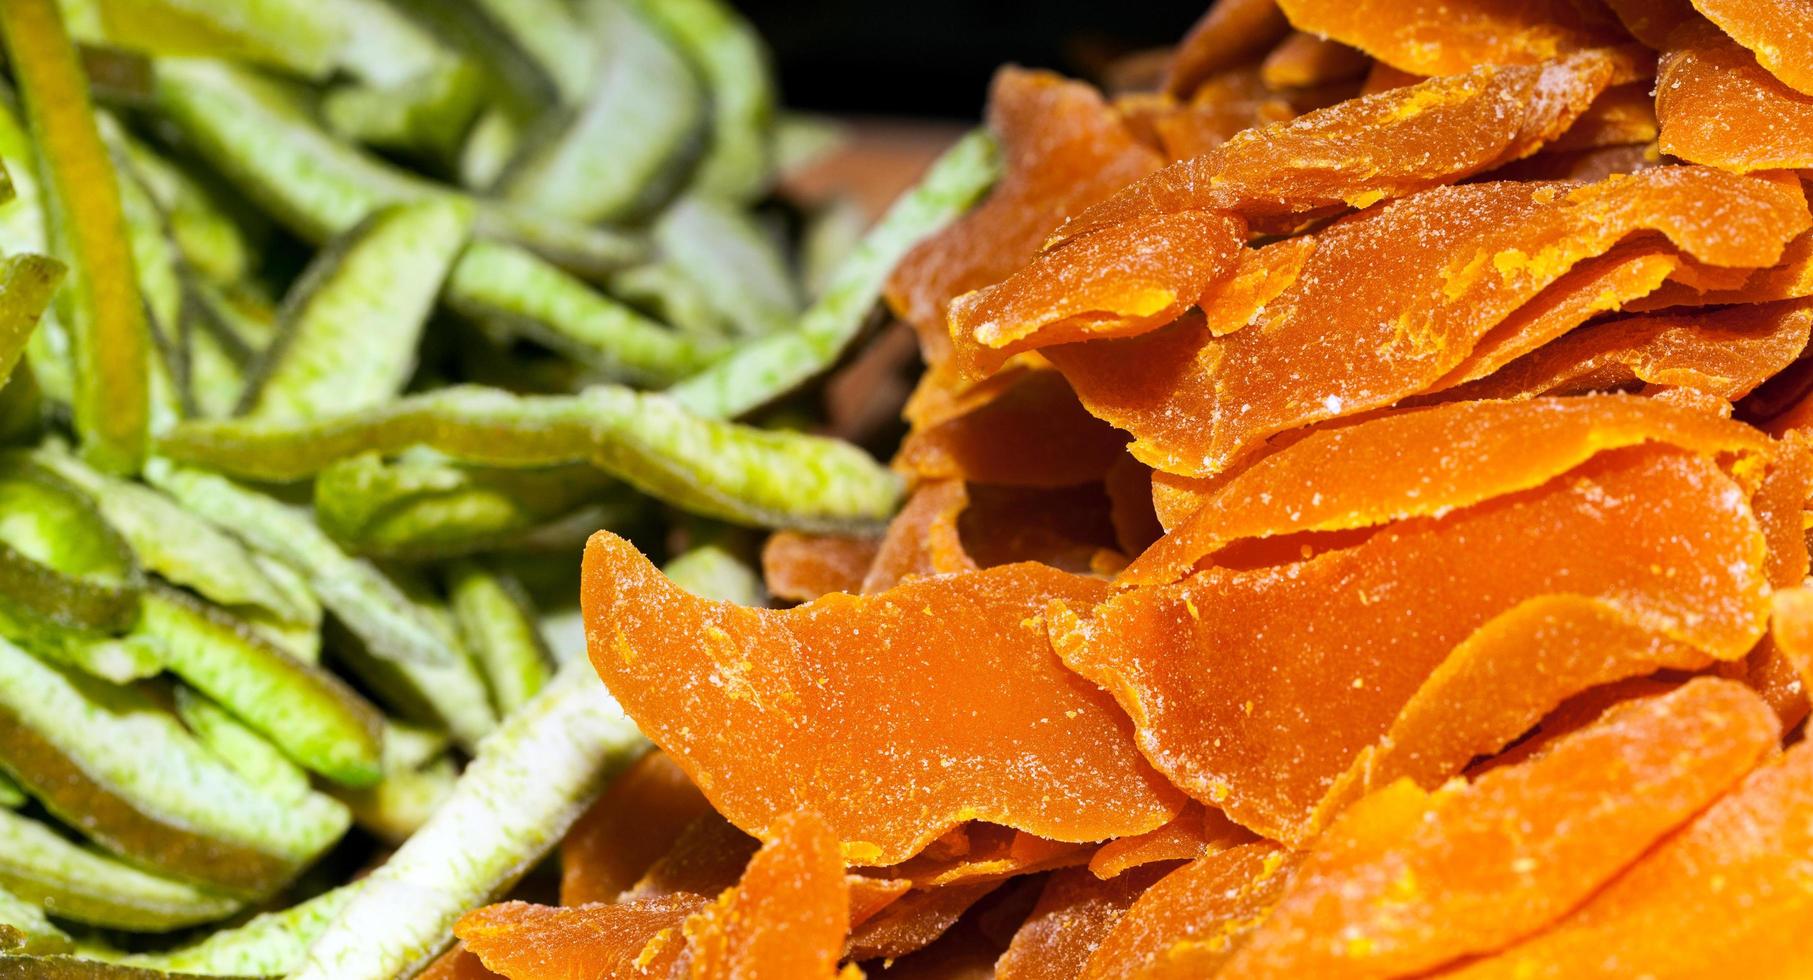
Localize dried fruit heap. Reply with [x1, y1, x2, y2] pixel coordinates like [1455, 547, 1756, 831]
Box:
[457, 0, 1813, 977]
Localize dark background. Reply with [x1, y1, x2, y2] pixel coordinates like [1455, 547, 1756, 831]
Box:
[739, 1, 1209, 118]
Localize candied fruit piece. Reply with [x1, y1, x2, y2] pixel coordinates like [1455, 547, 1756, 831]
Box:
[1122, 395, 1771, 586]
[894, 366, 1130, 488]
[846, 880, 1002, 962]
[847, 876, 912, 929]
[1771, 586, 1813, 693]
[1657, 21, 1813, 172]
[1261, 32, 1371, 89]
[561, 750, 713, 906]
[455, 897, 708, 980]
[885, 67, 1160, 369]
[1439, 737, 1813, 978]
[677, 810, 849, 980]
[1058, 52, 1617, 244]
[1447, 299, 1813, 405]
[1054, 448, 1770, 843]
[628, 813, 760, 901]
[996, 865, 1176, 980]
[1693, 0, 1813, 95]
[860, 480, 976, 593]
[760, 531, 880, 603]
[1272, 0, 1628, 76]
[417, 945, 503, 980]
[1080, 842, 1300, 979]
[1047, 168, 1810, 478]
[1143, 70, 1298, 161]
[1164, 0, 1292, 97]
[1603, 0, 1696, 49]
[583, 532, 1184, 867]
[948, 210, 1246, 380]
[1223, 679, 1779, 979]
[1633, 230, 1813, 311]
[1547, 82, 1658, 152]
[860, 823, 1089, 890]
[1088, 803, 1255, 881]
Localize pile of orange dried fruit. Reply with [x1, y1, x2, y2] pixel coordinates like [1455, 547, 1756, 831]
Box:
[438, 0, 1813, 976]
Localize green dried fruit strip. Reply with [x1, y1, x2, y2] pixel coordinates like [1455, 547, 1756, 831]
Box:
[330, 752, 457, 845]
[290, 658, 646, 980]
[0, 634, 349, 896]
[141, 586, 383, 788]
[499, 0, 702, 223]
[0, 883, 70, 955]
[240, 199, 472, 422]
[0, 773, 22, 809]
[668, 129, 999, 419]
[653, 195, 800, 337]
[91, 0, 341, 79]
[461, 0, 594, 101]
[448, 561, 552, 714]
[173, 687, 311, 804]
[0, 255, 64, 393]
[0, 455, 141, 636]
[158, 385, 905, 532]
[114, 133, 256, 287]
[312, 453, 634, 561]
[0, 805, 241, 931]
[0, 0, 150, 472]
[112, 883, 356, 977]
[627, 0, 776, 202]
[144, 462, 456, 668]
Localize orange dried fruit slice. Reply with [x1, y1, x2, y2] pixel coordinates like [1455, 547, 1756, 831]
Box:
[627, 813, 760, 901]
[760, 532, 879, 603]
[417, 945, 504, 980]
[583, 531, 1185, 867]
[1443, 299, 1813, 404]
[1164, 0, 1292, 97]
[1053, 447, 1770, 843]
[1692, 0, 1813, 95]
[1141, 69, 1298, 161]
[860, 480, 976, 593]
[1057, 51, 1618, 243]
[1770, 585, 1813, 693]
[455, 897, 708, 980]
[677, 810, 849, 980]
[1079, 842, 1300, 979]
[846, 880, 1003, 962]
[1603, 0, 1696, 49]
[885, 67, 1160, 369]
[894, 365, 1130, 488]
[1437, 736, 1813, 978]
[1260, 32, 1371, 89]
[858, 823, 1090, 890]
[1122, 395, 1771, 586]
[1633, 229, 1813, 311]
[847, 876, 913, 930]
[1047, 168, 1810, 478]
[1272, 0, 1628, 76]
[1223, 678, 1779, 979]
[1657, 21, 1813, 172]
[561, 750, 713, 906]
[996, 864, 1176, 980]
[948, 209, 1246, 380]
[1087, 803, 1256, 881]
[1106, 456, 1164, 558]
[1546, 82, 1659, 152]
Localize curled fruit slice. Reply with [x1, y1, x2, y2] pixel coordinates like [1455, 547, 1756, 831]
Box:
[677, 810, 848, 979]
[1046, 167, 1810, 478]
[1057, 51, 1618, 243]
[1272, 0, 1627, 77]
[997, 864, 1174, 980]
[1054, 448, 1768, 843]
[1221, 678, 1778, 979]
[760, 532, 878, 602]
[560, 751, 712, 907]
[1657, 22, 1813, 172]
[1080, 842, 1299, 979]
[583, 531, 1183, 867]
[1692, 0, 1813, 95]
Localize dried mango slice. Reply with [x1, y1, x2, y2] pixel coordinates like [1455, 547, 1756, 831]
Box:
[884, 67, 1160, 369]
[1359, 61, 1425, 94]
[1261, 33, 1371, 89]
[1141, 70, 1297, 161]
[1634, 230, 1813, 310]
[583, 531, 1184, 867]
[1488, 141, 1664, 182]
[1198, 237, 1317, 337]
[455, 897, 708, 980]
[417, 944, 503, 980]
[760, 532, 880, 603]
[1106, 457, 1164, 558]
[560, 750, 712, 906]
[627, 814, 759, 902]
[859, 823, 1089, 889]
[1223, 678, 1779, 979]
[1080, 842, 1299, 980]
[1693, 0, 1813, 95]
[1771, 586, 1813, 693]
[1547, 82, 1658, 152]
[677, 810, 848, 980]
[948, 210, 1246, 380]
[894, 366, 1130, 488]
[860, 480, 975, 593]
[997, 865, 1175, 980]
[1272, 0, 1627, 76]
[1054, 448, 1770, 843]
[1164, 0, 1291, 97]
[1150, 471, 1224, 532]
[847, 876, 912, 929]
[1446, 300, 1813, 405]
[1048, 168, 1811, 478]
[1057, 52, 1617, 244]
[1657, 21, 1813, 172]
[1425, 244, 1680, 391]
[846, 880, 1002, 962]
[1438, 736, 1813, 978]
[1123, 395, 1770, 586]
[1088, 803, 1255, 881]
[1603, 0, 1696, 48]
[1316, 595, 1718, 827]
[1753, 431, 1813, 588]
